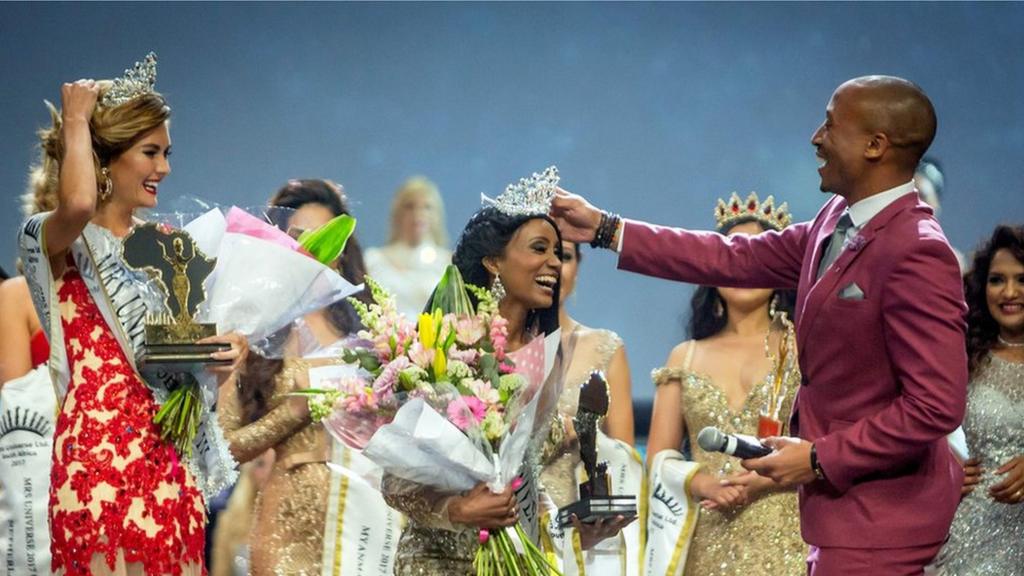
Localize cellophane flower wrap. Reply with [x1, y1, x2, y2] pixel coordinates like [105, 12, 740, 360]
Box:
[148, 206, 361, 456]
[301, 265, 561, 575]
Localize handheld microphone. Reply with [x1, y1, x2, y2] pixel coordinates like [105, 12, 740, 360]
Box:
[697, 426, 772, 459]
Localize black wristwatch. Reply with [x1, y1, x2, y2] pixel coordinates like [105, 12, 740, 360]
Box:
[810, 443, 826, 481]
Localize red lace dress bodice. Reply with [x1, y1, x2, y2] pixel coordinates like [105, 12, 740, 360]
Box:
[50, 262, 206, 576]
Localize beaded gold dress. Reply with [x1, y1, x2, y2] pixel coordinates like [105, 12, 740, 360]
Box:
[652, 341, 805, 576]
[937, 354, 1024, 575]
[381, 476, 478, 576]
[218, 357, 339, 576]
[540, 325, 624, 508]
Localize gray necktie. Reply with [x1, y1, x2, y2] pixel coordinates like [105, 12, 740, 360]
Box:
[817, 212, 853, 279]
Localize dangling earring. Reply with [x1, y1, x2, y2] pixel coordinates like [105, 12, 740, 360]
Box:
[769, 293, 779, 318]
[713, 295, 724, 318]
[99, 167, 113, 202]
[490, 275, 507, 302]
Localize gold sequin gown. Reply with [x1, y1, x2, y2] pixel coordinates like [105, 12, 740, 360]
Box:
[540, 325, 623, 508]
[936, 354, 1024, 575]
[382, 476, 478, 575]
[653, 342, 806, 576]
[219, 357, 339, 576]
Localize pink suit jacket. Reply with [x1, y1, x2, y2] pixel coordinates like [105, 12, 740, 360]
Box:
[620, 191, 967, 549]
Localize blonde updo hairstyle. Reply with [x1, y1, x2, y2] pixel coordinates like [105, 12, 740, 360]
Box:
[387, 176, 449, 247]
[23, 81, 171, 217]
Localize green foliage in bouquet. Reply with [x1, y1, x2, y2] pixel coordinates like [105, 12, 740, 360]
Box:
[428, 264, 476, 317]
[297, 214, 356, 265]
[474, 523, 562, 576]
[153, 375, 203, 458]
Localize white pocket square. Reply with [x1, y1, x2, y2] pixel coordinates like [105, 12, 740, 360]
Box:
[838, 282, 865, 300]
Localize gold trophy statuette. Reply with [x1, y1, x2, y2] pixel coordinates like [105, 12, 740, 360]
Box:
[556, 371, 637, 528]
[759, 311, 796, 438]
[122, 223, 230, 372]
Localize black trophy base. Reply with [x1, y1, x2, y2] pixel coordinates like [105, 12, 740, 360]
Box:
[557, 495, 637, 528]
[139, 342, 232, 373]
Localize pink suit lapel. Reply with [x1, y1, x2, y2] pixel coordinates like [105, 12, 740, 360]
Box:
[795, 191, 920, 352]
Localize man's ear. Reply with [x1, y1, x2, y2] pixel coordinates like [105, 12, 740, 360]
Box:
[865, 132, 890, 161]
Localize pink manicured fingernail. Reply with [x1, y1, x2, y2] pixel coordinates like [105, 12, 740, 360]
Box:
[479, 529, 490, 543]
[511, 477, 524, 490]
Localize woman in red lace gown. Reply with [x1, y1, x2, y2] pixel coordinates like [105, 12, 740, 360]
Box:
[18, 57, 247, 575]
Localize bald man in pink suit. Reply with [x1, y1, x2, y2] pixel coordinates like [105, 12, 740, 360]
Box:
[552, 76, 967, 575]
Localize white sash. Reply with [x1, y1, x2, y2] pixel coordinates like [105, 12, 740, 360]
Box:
[320, 439, 402, 576]
[0, 365, 57, 575]
[642, 450, 701, 576]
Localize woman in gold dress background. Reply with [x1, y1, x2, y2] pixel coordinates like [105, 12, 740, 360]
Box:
[217, 179, 373, 575]
[646, 193, 806, 575]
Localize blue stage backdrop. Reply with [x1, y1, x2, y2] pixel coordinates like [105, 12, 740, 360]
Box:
[2, 3, 1022, 407]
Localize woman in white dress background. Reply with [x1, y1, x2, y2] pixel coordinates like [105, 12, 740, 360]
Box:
[365, 176, 452, 318]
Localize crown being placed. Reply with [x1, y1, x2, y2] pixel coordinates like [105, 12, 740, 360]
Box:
[101, 52, 158, 108]
[482, 166, 560, 217]
[714, 191, 791, 231]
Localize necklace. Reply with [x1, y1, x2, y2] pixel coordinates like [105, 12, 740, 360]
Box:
[998, 335, 1024, 348]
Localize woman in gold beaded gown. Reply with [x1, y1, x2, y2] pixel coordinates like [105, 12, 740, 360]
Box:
[646, 193, 806, 575]
[540, 240, 635, 508]
[217, 179, 373, 575]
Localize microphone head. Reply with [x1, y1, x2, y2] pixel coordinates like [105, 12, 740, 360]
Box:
[697, 427, 726, 453]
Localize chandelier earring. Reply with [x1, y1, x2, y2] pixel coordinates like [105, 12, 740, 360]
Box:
[99, 167, 113, 202]
[769, 293, 779, 318]
[490, 275, 507, 302]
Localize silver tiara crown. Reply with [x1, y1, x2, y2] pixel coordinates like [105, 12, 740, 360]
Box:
[482, 166, 560, 216]
[101, 52, 158, 108]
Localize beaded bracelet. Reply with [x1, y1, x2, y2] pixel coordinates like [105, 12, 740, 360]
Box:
[590, 211, 621, 249]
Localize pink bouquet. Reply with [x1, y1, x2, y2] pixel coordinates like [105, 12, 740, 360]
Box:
[301, 265, 561, 575]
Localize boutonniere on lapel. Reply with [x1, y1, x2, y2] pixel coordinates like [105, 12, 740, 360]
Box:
[843, 234, 867, 252]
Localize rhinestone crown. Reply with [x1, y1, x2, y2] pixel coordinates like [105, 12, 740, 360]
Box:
[101, 52, 158, 108]
[482, 166, 560, 217]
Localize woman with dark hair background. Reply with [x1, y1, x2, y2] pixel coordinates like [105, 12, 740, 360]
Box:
[216, 179, 388, 575]
[645, 192, 806, 575]
[937, 224, 1024, 575]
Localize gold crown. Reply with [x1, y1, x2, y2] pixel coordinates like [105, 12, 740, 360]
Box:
[714, 192, 791, 231]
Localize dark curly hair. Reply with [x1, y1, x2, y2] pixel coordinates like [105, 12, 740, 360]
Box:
[437, 207, 562, 336]
[240, 179, 370, 423]
[964, 224, 1024, 376]
[686, 216, 797, 340]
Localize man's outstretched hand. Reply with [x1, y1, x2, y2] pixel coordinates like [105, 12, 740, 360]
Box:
[550, 188, 604, 244]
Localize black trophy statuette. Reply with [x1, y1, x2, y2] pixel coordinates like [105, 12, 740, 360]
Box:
[556, 371, 637, 528]
[122, 223, 230, 372]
